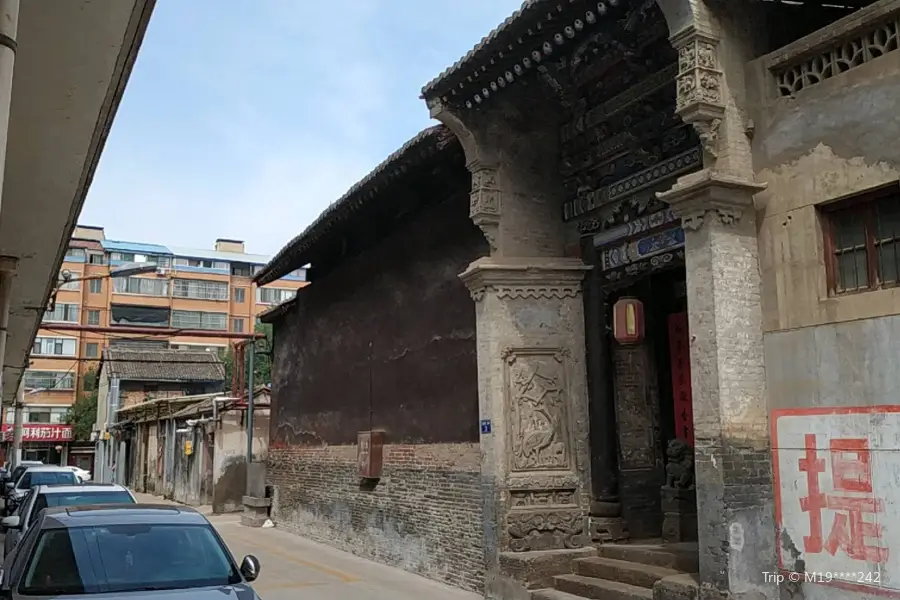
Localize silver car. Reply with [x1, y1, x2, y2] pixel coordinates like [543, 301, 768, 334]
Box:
[2, 483, 136, 555]
[0, 504, 262, 599]
[3, 466, 80, 514]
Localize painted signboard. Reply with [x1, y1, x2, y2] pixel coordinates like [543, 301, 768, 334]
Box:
[773, 406, 900, 596]
[0, 424, 74, 443]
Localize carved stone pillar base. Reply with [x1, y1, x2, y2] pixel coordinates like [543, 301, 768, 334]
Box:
[461, 257, 594, 564]
[589, 500, 629, 543]
[660, 486, 697, 543]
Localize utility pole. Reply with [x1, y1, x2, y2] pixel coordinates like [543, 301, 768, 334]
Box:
[245, 341, 255, 470]
[10, 380, 21, 469]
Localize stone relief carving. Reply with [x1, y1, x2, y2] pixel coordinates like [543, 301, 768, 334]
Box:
[467, 284, 583, 303]
[664, 438, 695, 490]
[510, 488, 577, 508]
[680, 205, 744, 231]
[468, 162, 501, 253]
[502, 348, 573, 473]
[508, 472, 581, 491]
[673, 30, 724, 165]
[772, 17, 900, 97]
[507, 510, 585, 553]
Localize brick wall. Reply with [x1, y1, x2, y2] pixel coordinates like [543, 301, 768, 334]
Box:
[267, 190, 488, 592]
[268, 443, 484, 592]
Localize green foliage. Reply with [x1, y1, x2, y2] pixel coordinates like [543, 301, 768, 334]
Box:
[222, 322, 273, 392]
[65, 367, 99, 441]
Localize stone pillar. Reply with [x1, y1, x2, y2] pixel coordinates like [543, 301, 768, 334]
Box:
[659, 7, 778, 596]
[461, 259, 593, 565]
[431, 94, 595, 596]
[582, 251, 628, 543]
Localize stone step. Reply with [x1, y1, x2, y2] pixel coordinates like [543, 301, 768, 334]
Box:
[575, 556, 682, 589]
[532, 588, 591, 600]
[597, 544, 699, 573]
[553, 574, 653, 600]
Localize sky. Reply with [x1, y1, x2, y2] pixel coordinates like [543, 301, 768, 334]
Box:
[79, 0, 524, 257]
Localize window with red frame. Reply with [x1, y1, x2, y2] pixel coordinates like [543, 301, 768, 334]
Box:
[822, 184, 900, 295]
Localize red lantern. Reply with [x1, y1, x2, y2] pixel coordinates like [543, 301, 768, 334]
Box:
[612, 297, 645, 345]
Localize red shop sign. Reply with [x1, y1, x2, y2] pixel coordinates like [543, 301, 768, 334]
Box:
[1, 424, 74, 443]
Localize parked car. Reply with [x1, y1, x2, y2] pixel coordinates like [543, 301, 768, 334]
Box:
[0, 504, 261, 598]
[65, 466, 92, 482]
[1, 483, 136, 555]
[3, 466, 79, 515]
[0, 462, 43, 516]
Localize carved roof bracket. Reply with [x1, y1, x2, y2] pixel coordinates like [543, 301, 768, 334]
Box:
[657, 169, 767, 232]
[670, 27, 725, 167]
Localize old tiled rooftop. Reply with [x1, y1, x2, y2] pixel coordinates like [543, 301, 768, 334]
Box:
[102, 348, 226, 382]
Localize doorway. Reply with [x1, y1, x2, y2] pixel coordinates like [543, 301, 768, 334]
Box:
[606, 266, 689, 539]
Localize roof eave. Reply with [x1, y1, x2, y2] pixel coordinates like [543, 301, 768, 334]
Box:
[253, 125, 456, 286]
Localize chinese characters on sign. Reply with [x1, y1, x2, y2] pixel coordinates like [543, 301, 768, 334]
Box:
[0, 424, 73, 443]
[773, 407, 899, 595]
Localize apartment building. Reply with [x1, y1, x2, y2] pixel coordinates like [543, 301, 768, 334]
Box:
[11, 225, 305, 463]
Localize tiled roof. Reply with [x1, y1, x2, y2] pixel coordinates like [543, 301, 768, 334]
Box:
[253, 125, 460, 286]
[102, 348, 226, 383]
[258, 297, 298, 324]
[168, 386, 271, 419]
[420, 0, 637, 108]
[420, 0, 548, 98]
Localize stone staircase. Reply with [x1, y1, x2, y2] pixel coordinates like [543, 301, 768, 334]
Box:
[532, 542, 699, 600]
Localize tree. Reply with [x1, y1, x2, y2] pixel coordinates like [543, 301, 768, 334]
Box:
[222, 322, 273, 392]
[65, 367, 99, 441]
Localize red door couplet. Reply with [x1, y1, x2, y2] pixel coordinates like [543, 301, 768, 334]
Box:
[668, 312, 694, 446]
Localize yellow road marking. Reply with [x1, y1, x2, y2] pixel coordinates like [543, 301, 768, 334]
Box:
[229, 533, 360, 583]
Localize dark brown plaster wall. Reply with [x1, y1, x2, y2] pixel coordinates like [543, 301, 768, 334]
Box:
[270, 192, 487, 447]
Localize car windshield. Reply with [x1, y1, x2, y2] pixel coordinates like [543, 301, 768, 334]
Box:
[18, 471, 77, 489]
[34, 491, 134, 514]
[20, 523, 242, 595]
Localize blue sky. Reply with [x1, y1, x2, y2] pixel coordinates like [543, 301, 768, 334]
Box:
[78, 0, 523, 257]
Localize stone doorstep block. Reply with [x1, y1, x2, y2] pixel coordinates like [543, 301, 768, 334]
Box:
[242, 495, 272, 509]
[653, 573, 699, 600]
[500, 547, 597, 591]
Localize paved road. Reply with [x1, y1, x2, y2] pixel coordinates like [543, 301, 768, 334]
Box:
[129, 495, 477, 600]
[209, 513, 479, 600]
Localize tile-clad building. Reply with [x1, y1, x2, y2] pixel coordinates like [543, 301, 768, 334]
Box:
[257, 126, 490, 592]
[14, 225, 306, 466]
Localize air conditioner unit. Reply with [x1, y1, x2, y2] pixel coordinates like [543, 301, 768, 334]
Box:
[156, 268, 168, 276]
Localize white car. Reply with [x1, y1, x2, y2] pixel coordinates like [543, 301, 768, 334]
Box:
[66, 465, 91, 482]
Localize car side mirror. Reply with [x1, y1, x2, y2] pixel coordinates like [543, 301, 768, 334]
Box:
[1, 516, 20, 530]
[239, 555, 260, 582]
[3, 482, 12, 491]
